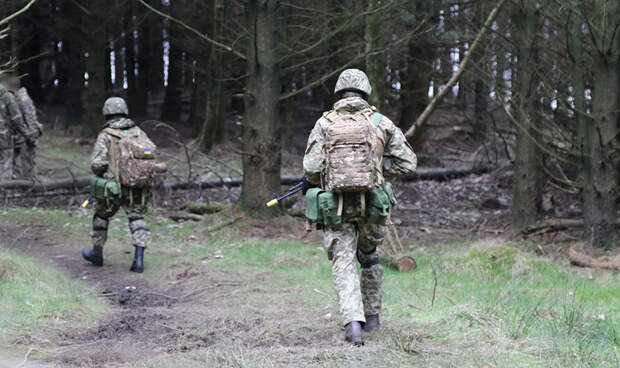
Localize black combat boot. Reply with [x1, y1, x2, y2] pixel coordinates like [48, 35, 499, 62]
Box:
[130, 246, 144, 273]
[344, 321, 363, 345]
[82, 246, 103, 266]
[364, 314, 380, 332]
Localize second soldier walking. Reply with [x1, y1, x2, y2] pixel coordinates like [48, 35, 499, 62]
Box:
[83, 97, 165, 273]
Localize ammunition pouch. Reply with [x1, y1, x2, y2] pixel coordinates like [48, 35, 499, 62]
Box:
[366, 182, 396, 225]
[90, 176, 120, 205]
[305, 182, 396, 226]
[305, 188, 342, 226]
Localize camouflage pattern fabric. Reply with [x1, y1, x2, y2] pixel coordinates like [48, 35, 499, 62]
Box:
[90, 115, 151, 249]
[103, 125, 158, 188]
[15, 88, 42, 138]
[91, 117, 137, 179]
[0, 86, 29, 180]
[304, 94, 416, 327]
[324, 222, 385, 325]
[11, 88, 40, 179]
[92, 195, 150, 248]
[334, 69, 372, 96]
[0, 144, 12, 180]
[322, 107, 379, 192]
[102, 97, 129, 116]
[13, 144, 36, 179]
[304, 96, 417, 185]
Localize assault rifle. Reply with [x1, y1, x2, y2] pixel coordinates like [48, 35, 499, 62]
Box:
[266, 178, 308, 207]
[265, 154, 395, 208]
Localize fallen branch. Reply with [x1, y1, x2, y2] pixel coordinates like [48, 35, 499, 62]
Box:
[1, 165, 492, 199]
[381, 220, 417, 272]
[169, 212, 205, 222]
[404, 0, 507, 140]
[399, 165, 493, 182]
[568, 249, 620, 271]
[522, 218, 620, 235]
[14, 347, 36, 368]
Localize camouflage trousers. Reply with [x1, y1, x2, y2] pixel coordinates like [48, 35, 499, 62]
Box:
[92, 193, 151, 249]
[13, 143, 36, 179]
[324, 222, 385, 326]
[0, 147, 12, 180]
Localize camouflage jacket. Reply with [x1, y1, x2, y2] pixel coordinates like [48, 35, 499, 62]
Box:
[15, 87, 43, 139]
[91, 117, 137, 178]
[0, 86, 30, 149]
[303, 97, 417, 185]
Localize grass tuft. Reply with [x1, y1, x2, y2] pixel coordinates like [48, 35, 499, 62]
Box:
[0, 250, 108, 345]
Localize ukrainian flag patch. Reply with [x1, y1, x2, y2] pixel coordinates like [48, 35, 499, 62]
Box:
[144, 148, 153, 155]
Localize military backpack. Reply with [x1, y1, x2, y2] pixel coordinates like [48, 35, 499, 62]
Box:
[323, 109, 383, 192]
[105, 126, 158, 188]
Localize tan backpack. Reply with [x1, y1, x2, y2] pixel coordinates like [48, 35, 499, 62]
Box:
[323, 109, 384, 192]
[104, 126, 158, 188]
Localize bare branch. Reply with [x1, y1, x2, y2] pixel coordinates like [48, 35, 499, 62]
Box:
[404, 0, 508, 138]
[0, 0, 37, 26]
[137, 0, 246, 61]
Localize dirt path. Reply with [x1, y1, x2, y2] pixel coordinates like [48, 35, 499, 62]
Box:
[0, 222, 352, 368]
[0, 223, 252, 366]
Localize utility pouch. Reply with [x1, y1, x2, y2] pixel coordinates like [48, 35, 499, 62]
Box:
[90, 176, 120, 205]
[366, 182, 396, 225]
[305, 188, 342, 226]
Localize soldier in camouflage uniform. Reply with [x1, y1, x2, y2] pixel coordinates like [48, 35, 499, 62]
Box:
[0, 74, 32, 180]
[82, 97, 151, 273]
[6, 76, 43, 179]
[303, 69, 417, 344]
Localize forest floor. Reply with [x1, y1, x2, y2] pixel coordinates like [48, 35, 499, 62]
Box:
[1, 112, 619, 367]
[1, 205, 619, 368]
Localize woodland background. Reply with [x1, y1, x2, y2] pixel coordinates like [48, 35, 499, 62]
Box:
[2, 0, 620, 247]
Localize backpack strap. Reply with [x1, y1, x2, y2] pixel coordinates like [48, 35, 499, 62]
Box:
[372, 112, 383, 127]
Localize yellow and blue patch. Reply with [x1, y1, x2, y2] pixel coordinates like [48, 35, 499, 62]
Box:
[144, 148, 153, 155]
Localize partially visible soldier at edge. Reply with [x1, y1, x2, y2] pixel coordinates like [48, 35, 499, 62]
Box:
[302, 69, 417, 345]
[9, 75, 43, 179]
[0, 73, 32, 180]
[82, 97, 161, 273]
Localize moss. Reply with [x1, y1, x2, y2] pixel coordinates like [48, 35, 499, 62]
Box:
[469, 245, 518, 275]
[186, 201, 230, 215]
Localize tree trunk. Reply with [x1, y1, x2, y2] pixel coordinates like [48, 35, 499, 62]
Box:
[160, 2, 183, 123]
[15, 2, 43, 102]
[472, 0, 489, 141]
[62, 0, 84, 126]
[568, 0, 591, 244]
[125, 2, 138, 112]
[84, 1, 108, 135]
[136, 3, 151, 116]
[399, 0, 437, 131]
[511, 0, 542, 228]
[149, 3, 164, 96]
[365, 0, 385, 111]
[585, 0, 620, 247]
[240, 0, 282, 217]
[199, 0, 226, 152]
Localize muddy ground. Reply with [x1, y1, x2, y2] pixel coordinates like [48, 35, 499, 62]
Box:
[0, 219, 361, 367]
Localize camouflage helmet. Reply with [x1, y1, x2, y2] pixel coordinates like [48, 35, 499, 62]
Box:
[102, 97, 129, 116]
[334, 69, 372, 96]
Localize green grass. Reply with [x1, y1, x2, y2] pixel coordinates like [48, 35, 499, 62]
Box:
[196, 231, 620, 367]
[0, 249, 108, 345]
[1, 208, 619, 367]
